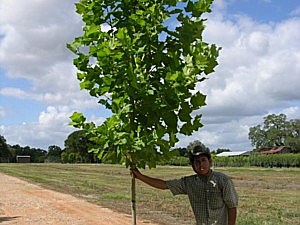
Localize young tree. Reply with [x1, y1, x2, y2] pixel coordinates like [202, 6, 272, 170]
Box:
[67, 0, 219, 223]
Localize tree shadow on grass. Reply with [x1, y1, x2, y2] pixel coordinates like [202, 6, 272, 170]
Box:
[0, 216, 20, 223]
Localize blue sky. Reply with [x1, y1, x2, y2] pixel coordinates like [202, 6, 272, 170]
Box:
[226, 0, 299, 22]
[0, 0, 299, 151]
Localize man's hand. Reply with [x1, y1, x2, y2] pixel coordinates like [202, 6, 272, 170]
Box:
[130, 168, 141, 179]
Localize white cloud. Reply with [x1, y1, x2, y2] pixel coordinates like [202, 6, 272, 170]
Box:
[0, 0, 90, 149]
[201, 15, 300, 115]
[2, 106, 75, 149]
[0, 0, 82, 79]
[0, 87, 31, 99]
[290, 6, 300, 16]
[175, 7, 300, 150]
[1, 103, 107, 149]
[0, 0, 100, 107]
[276, 107, 300, 120]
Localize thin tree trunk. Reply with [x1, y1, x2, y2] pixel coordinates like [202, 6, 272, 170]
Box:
[131, 174, 137, 225]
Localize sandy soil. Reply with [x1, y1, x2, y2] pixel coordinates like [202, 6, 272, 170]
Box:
[0, 173, 158, 225]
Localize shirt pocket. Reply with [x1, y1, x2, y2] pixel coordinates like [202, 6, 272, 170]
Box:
[207, 188, 224, 210]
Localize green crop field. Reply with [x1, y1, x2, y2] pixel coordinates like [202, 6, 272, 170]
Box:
[0, 164, 299, 225]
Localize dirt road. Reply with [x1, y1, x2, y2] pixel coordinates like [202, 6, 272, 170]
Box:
[0, 173, 158, 225]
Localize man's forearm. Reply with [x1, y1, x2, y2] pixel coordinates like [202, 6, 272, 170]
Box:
[136, 173, 168, 190]
[228, 207, 237, 225]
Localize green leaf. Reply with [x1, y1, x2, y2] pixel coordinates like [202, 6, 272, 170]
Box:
[180, 122, 193, 135]
[116, 28, 129, 44]
[165, 71, 179, 81]
[85, 24, 100, 37]
[192, 114, 203, 131]
[69, 112, 86, 128]
[77, 72, 86, 80]
[75, 2, 85, 14]
[97, 47, 111, 57]
[165, 0, 177, 7]
[191, 92, 206, 108]
[98, 85, 110, 95]
[163, 111, 178, 131]
[169, 132, 178, 146]
[178, 102, 192, 122]
[70, 112, 85, 123]
[80, 80, 94, 90]
[185, 0, 213, 17]
[66, 43, 77, 54]
[99, 149, 107, 159]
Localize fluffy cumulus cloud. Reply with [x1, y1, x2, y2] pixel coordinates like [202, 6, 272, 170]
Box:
[2, 104, 107, 149]
[0, 0, 81, 78]
[176, 2, 300, 150]
[2, 106, 75, 149]
[0, 0, 299, 151]
[0, 0, 104, 149]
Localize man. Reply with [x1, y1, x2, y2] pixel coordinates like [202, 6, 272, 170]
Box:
[131, 145, 238, 225]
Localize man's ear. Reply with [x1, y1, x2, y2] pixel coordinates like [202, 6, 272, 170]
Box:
[209, 159, 213, 166]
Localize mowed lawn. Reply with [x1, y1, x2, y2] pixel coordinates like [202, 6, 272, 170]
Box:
[0, 163, 299, 225]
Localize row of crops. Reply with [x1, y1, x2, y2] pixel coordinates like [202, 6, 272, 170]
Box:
[213, 154, 300, 167]
[161, 154, 300, 168]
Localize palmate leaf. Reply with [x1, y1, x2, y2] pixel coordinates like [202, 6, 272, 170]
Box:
[191, 91, 206, 108]
[178, 101, 192, 122]
[165, 71, 179, 81]
[69, 112, 86, 128]
[85, 24, 100, 37]
[186, 0, 213, 17]
[180, 122, 193, 135]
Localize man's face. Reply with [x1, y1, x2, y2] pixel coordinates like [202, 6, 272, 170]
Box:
[193, 155, 212, 176]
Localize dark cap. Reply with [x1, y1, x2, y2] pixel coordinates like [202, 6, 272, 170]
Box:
[189, 144, 211, 164]
[189, 144, 211, 173]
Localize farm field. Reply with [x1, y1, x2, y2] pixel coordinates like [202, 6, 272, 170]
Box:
[0, 163, 299, 225]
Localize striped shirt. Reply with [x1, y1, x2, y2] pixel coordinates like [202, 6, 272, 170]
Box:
[166, 171, 238, 225]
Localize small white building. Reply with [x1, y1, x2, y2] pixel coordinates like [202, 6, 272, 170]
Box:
[16, 155, 31, 163]
[216, 151, 251, 157]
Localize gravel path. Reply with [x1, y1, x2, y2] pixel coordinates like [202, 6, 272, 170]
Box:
[0, 173, 157, 225]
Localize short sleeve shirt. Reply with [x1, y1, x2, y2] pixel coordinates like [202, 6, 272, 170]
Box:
[166, 171, 238, 225]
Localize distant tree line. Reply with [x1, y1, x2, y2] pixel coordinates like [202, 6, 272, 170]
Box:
[0, 113, 299, 163]
[0, 130, 97, 163]
[0, 135, 63, 163]
[0, 135, 62, 163]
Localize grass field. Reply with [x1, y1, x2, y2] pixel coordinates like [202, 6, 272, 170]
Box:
[0, 163, 299, 225]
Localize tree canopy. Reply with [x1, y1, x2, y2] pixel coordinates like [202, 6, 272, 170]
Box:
[62, 130, 96, 163]
[67, 0, 219, 169]
[249, 113, 300, 153]
[0, 135, 11, 158]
